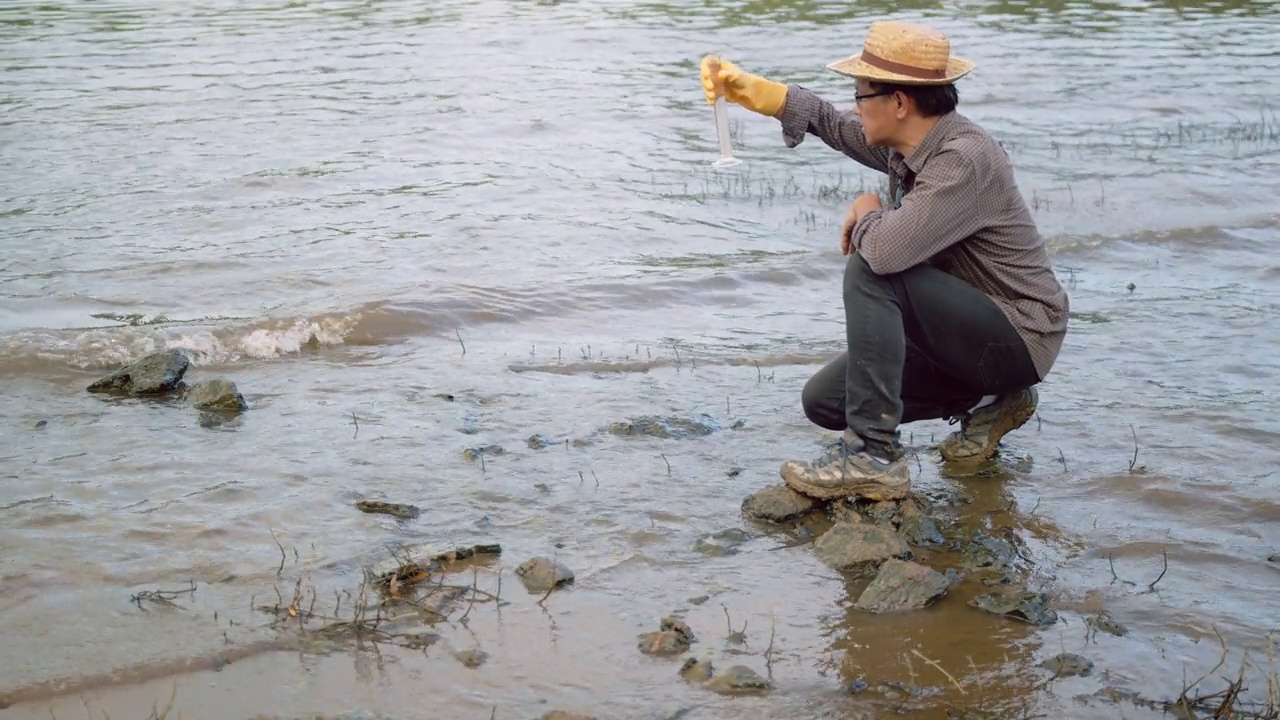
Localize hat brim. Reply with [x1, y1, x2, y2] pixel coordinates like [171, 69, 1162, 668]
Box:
[826, 54, 974, 85]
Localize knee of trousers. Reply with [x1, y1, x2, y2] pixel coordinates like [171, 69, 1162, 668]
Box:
[843, 252, 890, 300]
[801, 374, 845, 430]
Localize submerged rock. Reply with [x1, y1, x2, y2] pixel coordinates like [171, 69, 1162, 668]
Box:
[87, 350, 189, 396]
[1086, 610, 1128, 637]
[969, 589, 1058, 625]
[453, 648, 488, 668]
[742, 484, 817, 523]
[606, 414, 719, 439]
[463, 445, 506, 462]
[813, 522, 911, 574]
[355, 501, 420, 520]
[854, 559, 952, 613]
[828, 499, 866, 525]
[185, 378, 247, 412]
[679, 657, 714, 682]
[514, 557, 574, 593]
[704, 665, 770, 696]
[1041, 653, 1093, 677]
[693, 528, 752, 557]
[527, 433, 556, 449]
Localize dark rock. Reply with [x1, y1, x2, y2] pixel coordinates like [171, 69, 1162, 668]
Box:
[894, 499, 944, 546]
[863, 500, 899, 526]
[355, 501, 420, 520]
[854, 559, 952, 613]
[1269, 553, 1278, 563]
[687, 595, 710, 606]
[185, 378, 247, 412]
[704, 665, 770, 696]
[1086, 611, 1128, 637]
[514, 557, 573, 593]
[828, 499, 866, 525]
[34, 420, 47, 429]
[606, 414, 719, 439]
[679, 657, 714, 682]
[87, 350, 189, 396]
[453, 648, 488, 668]
[527, 433, 556, 449]
[813, 522, 912, 574]
[742, 484, 816, 523]
[693, 528, 752, 557]
[969, 589, 1058, 625]
[1041, 653, 1093, 677]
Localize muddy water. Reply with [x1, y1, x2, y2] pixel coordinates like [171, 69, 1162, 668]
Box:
[2, 0, 1279, 718]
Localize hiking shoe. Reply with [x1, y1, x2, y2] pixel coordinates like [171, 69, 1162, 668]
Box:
[780, 431, 910, 501]
[939, 387, 1038, 462]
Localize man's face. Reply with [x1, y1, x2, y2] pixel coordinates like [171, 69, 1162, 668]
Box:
[853, 79, 898, 146]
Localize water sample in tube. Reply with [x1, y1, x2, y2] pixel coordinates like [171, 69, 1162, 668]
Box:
[706, 58, 742, 168]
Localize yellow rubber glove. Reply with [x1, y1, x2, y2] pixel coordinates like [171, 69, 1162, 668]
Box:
[699, 56, 788, 118]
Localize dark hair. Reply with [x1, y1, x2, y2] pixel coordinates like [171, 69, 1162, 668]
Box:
[868, 81, 959, 118]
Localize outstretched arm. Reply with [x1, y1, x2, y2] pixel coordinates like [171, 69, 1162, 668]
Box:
[778, 86, 891, 173]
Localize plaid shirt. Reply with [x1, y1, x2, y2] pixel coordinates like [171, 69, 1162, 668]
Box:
[779, 85, 1069, 380]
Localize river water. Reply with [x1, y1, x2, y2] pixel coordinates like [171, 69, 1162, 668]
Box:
[2, 0, 1278, 718]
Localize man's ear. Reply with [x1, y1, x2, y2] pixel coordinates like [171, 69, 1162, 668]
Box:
[893, 92, 911, 120]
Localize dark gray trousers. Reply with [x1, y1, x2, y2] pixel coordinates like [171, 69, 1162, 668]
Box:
[801, 253, 1041, 460]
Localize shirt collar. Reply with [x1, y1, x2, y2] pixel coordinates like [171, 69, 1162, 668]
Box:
[893, 111, 960, 175]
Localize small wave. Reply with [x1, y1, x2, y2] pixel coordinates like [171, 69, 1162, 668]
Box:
[0, 306, 381, 376]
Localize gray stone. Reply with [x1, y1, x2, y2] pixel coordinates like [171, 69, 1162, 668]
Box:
[741, 484, 817, 523]
[969, 589, 1058, 625]
[1086, 611, 1128, 637]
[527, 433, 556, 449]
[854, 559, 952, 613]
[704, 665, 770, 696]
[355, 501, 420, 520]
[895, 499, 944, 546]
[87, 350, 189, 396]
[185, 378, 247, 412]
[514, 557, 574, 593]
[813, 522, 911, 574]
[1041, 653, 1093, 677]
[606, 414, 720, 439]
[827, 499, 866, 525]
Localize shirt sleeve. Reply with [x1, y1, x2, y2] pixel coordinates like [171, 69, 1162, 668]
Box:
[778, 85, 890, 173]
[851, 146, 984, 275]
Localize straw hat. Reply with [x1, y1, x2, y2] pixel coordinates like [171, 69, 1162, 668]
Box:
[827, 21, 974, 85]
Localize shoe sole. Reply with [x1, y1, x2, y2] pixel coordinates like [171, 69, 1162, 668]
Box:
[940, 393, 1037, 463]
[782, 473, 910, 502]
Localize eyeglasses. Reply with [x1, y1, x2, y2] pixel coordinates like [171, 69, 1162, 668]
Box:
[854, 89, 894, 104]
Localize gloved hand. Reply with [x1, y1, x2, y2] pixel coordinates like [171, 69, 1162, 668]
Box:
[699, 56, 788, 118]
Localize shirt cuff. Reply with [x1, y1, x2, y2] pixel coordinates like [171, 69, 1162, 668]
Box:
[778, 85, 817, 149]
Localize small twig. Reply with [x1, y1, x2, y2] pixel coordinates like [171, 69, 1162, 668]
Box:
[459, 568, 479, 624]
[1129, 424, 1140, 472]
[1036, 412, 1042, 432]
[755, 360, 762, 383]
[1108, 553, 1136, 586]
[537, 582, 556, 607]
[764, 612, 777, 677]
[1145, 550, 1169, 593]
[269, 527, 286, 576]
[456, 329, 466, 355]
[351, 412, 359, 439]
[661, 454, 671, 476]
[911, 649, 966, 695]
[591, 469, 599, 488]
[1027, 497, 1042, 517]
